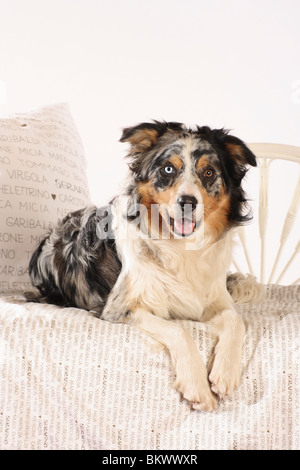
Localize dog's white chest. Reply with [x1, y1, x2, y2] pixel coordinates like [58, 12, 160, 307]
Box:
[120, 229, 232, 321]
[163, 264, 207, 320]
[127, 241, 221, 321]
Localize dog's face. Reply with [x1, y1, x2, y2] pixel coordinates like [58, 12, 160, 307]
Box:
[121, 121, 257, 241]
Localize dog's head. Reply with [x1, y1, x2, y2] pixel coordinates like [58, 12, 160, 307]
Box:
[120, 121, 256, 241]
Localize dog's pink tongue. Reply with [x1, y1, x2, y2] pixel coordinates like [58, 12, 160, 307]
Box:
[174, 218, 195, 236]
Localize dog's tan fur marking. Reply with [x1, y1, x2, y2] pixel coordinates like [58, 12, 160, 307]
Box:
[225, 142, 245, 164]
[137, 178, 184, 238]
[202, 189, 230, 240]
[169, 154, 183, 170]
[127, 129, 159, 152]
[196, 155, 210, 171]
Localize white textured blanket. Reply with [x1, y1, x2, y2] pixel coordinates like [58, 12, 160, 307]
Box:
[0, 285, 299, 450]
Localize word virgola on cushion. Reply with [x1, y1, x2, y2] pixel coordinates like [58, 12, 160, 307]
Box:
[0, 103, 90, 293]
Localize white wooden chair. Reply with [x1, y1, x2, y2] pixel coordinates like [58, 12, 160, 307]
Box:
[232, 143, 300, 285]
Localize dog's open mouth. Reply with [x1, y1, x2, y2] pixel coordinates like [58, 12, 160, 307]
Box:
[169, 216, 199, 237]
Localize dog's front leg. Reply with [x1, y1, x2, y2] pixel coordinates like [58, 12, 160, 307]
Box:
[208, 305, 246, 398]
[130, 308, 218, 412]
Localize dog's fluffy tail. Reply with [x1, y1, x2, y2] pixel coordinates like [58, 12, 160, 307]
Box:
[226, 272, 265, 304]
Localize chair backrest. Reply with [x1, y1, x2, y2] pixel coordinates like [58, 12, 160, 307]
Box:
[231, 143, 300, 285]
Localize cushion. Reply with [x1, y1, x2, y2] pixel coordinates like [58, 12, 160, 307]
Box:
[0, 103, 91, 293]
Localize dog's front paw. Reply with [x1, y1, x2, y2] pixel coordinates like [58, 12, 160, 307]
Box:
[174, 363, 218, 412]
[209, 351, 241, 398]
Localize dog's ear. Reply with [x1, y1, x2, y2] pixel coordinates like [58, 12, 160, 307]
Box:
[223, 134, 257, 167]
[120, 122, 165, 153]
[120, 121, 184, 179]
[197, 127, 257, 168]
[209, 129, 257, 187]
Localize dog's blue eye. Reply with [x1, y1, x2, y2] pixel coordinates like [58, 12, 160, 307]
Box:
[163, 165, 175, 175]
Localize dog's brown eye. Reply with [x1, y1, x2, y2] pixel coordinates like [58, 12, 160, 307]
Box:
[204, 168, 214, 178]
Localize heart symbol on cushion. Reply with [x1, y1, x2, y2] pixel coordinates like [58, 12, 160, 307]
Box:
[51, 194, 57, 200]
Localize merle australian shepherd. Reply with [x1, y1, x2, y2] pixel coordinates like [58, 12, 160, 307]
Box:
[26, 121, 263, 411]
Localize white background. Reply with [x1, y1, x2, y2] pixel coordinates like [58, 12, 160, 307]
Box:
[0, 0, 299, 283]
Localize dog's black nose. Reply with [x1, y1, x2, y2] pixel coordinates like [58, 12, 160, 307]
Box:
[177, 195, 198, 211]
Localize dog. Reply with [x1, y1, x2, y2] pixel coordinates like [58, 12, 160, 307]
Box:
[26, 121, 263, 411]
